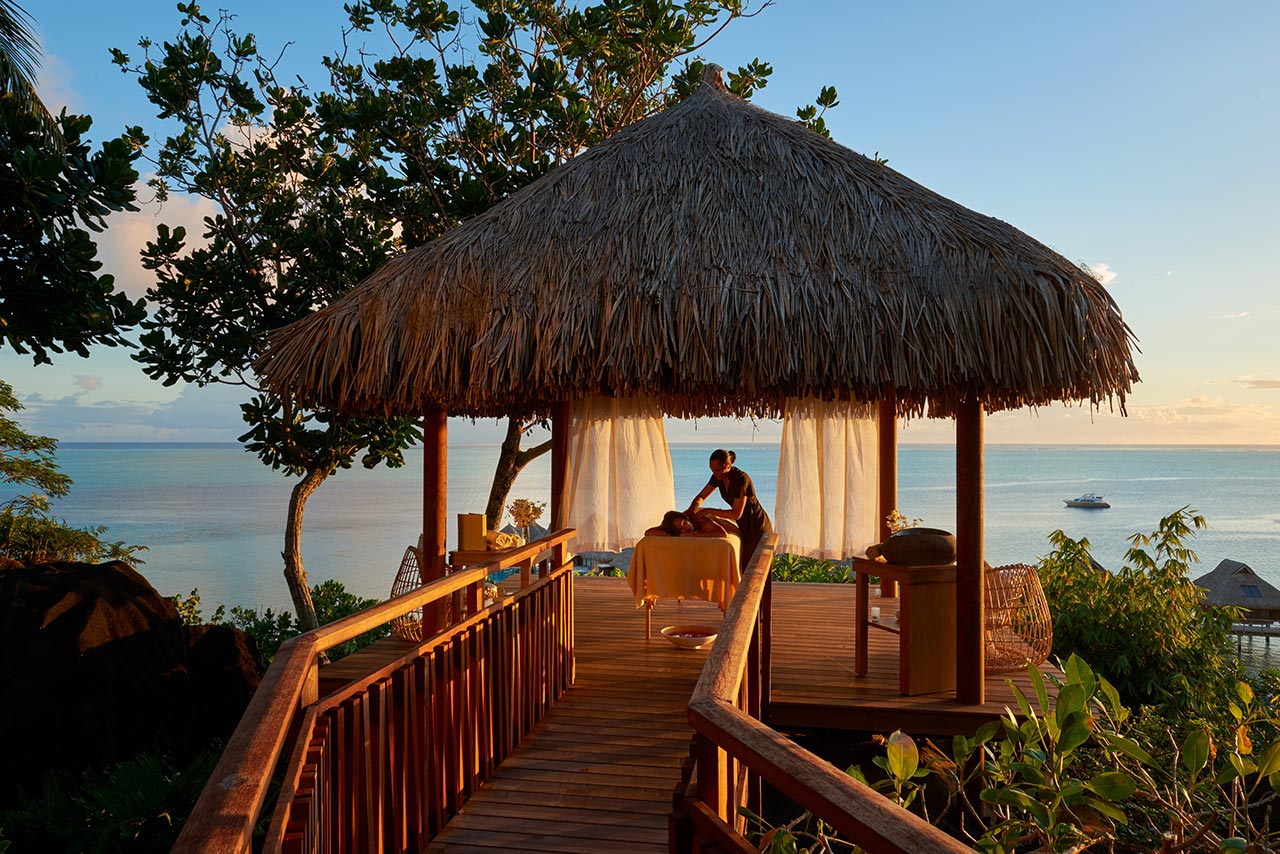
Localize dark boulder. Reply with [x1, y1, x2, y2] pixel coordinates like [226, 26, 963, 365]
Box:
[0, 560, 261, 797]
[187, 623, 262, 743]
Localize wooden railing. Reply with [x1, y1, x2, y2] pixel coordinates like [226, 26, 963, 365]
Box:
[673, 535, 972, 854]
[175, 529, 576, 853]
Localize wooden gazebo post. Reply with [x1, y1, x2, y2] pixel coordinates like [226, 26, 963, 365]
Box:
[877, 395, 898, 599]
[423, 407, 448, 632]
[550, 402, 570, 530]
[955, 397, 985, 704]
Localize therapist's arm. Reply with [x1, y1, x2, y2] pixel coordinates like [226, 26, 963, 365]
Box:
[685, 482, 717, 516]
[699, 494, 746, 522]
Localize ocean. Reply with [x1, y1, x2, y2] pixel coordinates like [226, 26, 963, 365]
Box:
[27, 443, 1280, 617]
[19, 442, 1280, 669]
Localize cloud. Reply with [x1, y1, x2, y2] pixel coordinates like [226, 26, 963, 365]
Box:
[18, 383, 249, 442]
[1085, 262, 1117, 286]
[73, 375, 103, 392]
[96, 185, 216, 299]
[895, 396, 1280, 445]
[1222, 311, 1250, 319]
[1127, 396, 1280, 440]
[34, 52, 78, 115]
[1240, 378, 1280, 390]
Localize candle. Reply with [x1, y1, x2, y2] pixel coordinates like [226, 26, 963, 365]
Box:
[871, 606, 881, 622]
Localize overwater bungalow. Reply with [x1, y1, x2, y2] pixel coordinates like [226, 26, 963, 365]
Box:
[176, 66, 1137, 852]
[1195, 559, 1280, 625]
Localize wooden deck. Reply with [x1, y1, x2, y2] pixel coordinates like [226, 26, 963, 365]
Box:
[323, 577, 1055, 852]
[770, 581, 1056, 734]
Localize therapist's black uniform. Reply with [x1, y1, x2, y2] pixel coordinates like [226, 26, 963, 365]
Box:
[705, 468, 772, 564]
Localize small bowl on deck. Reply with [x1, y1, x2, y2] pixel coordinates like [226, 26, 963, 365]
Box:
[660, 625, 718, 650]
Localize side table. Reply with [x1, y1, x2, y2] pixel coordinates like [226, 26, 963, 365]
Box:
[851, 556, 956, 695]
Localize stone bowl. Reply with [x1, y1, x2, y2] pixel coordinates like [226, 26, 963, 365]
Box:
[660, 625, 718, 650]
[874, 527, 956, 566]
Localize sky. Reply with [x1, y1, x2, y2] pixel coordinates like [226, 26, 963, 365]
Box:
[6, 0, 1279, 445]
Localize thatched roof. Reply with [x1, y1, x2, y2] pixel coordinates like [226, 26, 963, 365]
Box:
[258, 65, 1138, 420]
[1194, 559, 1280, 619]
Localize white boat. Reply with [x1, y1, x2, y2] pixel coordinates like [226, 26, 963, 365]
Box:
[1064, 493, 1110, 509]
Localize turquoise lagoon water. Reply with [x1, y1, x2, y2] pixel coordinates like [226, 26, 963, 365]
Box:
[19, 445, 1280, 630]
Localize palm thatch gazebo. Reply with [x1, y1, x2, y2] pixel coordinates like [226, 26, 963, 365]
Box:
[257, 65, 1138, 704]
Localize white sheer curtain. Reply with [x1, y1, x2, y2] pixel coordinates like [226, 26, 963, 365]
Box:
[565, 396, 675, 553]
[774, 397, 879, 559]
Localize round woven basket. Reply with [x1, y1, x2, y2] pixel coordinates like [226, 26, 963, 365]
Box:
[984, 563, 1053, 673]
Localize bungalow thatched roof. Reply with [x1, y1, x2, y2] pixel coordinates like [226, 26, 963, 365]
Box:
[257, 65, 1139, 420]
[1194, 559, 1280, 618]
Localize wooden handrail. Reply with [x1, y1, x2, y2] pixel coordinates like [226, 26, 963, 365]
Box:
[176, 529, 576, 853]
[685, 535, 971, 854]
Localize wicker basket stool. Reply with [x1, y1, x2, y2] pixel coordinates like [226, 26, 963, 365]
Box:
[984, 563, 1053, 673]
[390, 545, 426, 642]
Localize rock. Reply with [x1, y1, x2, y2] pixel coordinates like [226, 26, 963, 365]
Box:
[188, 623, 262, 744]
[0, 560, 262, 797]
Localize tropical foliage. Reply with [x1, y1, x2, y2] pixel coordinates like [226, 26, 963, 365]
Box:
[749, 657, 1280, 853]
[1038, 506, 1239, 716]
[0, 745, 222, 853]
[770, 553, 854, 584]
[0, 380, 142, 565]
[0, 84, 144, 364]
[0, 0, 54, 137]
[171, 579, 390, 661]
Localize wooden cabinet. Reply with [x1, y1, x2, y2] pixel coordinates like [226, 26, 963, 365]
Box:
[851, 556, 956, 696]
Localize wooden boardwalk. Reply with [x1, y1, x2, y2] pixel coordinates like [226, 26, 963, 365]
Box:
[423, 580, 713, 852]
[325, 577, 1055, 852]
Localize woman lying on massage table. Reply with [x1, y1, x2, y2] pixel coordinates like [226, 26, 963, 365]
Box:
[644, 509, 728, 538]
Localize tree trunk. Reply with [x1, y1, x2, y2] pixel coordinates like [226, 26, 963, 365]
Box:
[485, 418, 552, 532]
[284, 467, 327, 632]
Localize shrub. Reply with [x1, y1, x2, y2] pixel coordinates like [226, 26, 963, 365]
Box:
[771, 553, 854, 583]
[0, 381, 144, 567]
[1038, 506, 1239, 717]
[751, 657, 1280, 853]
[0, 509, 147, 566]
[900, 659, 1280, 853]
[0, 745, 221, 853]
[170, 580, 388, 662]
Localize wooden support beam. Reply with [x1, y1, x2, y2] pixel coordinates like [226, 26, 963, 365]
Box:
[550, 401, 570, 531]
[955, 398, 984, 704]
[423, 408, 448, 631]
[877, 396, 898, 598]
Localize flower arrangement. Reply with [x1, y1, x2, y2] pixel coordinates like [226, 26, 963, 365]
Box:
[508, 498, 546, 531]
[885, 509, 922, 534]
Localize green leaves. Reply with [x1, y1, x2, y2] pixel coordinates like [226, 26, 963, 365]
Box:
[0, 380, 143, 565]
[0, 97, 145, 364]
[1085, 771, 1137, 800]
[769, 553, 852, 582]
[1182, 728, 1211, 775]
[884, 731, 919, 783]
[794, 82, 839, 139]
